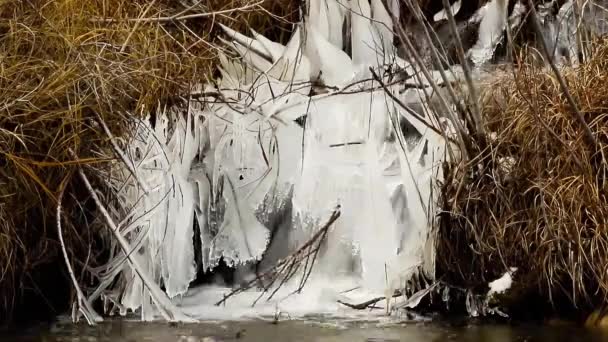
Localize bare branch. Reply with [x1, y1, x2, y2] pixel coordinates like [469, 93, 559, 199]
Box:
[215, 206, 341, 306]
[57, 185, 103, 325]
[440, 0, 484, 135]
[94, 112, 151, 194]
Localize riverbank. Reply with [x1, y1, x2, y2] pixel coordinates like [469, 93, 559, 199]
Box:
[438, 38, 608, 322]
[0, 0, 297, 326]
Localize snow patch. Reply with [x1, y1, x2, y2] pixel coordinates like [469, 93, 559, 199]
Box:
[488, 267, 517, 297]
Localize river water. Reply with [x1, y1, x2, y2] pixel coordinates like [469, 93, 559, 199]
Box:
[6, 318, 608, 342]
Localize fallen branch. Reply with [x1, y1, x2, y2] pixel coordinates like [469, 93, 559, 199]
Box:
[337, 290, 404, 310]
[337, 296, 390, 310]
[337, 283, 438, 311]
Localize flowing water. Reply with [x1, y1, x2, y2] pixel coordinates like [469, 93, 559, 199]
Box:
[7, 319, 608, 342]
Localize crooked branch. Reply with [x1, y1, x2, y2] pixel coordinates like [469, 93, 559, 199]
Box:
[215, 206, 341, 306]
[57, 186, 103, 325]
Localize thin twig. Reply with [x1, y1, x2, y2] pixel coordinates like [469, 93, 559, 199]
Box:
[120, 0, 157, 53]
[403, 0, 470, 140]
[215, 207, 341, 306]
[91, 1, 264, 23]
[441, 0, 484, 135]
[369, 68, 450, 140]
[57, 185, 103, 325]
[94, 112, 150, 194]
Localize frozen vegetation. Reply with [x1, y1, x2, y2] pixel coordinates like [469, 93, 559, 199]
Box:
[76, 0, 608, 323]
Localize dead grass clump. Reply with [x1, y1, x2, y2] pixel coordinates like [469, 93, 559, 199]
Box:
[0, 0, 298, 324]
[438, 39, 608, 313]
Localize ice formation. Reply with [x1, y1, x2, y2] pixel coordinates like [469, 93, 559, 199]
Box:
[468, 0, 510, 66]
[488, 267, 517, 297]
[103, 0, 602, 321]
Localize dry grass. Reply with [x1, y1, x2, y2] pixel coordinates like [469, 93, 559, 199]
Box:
[438, 39, 608, 313]
[0, 0, 298, 324]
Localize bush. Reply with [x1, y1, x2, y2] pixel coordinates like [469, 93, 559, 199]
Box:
[438, 40, 608, 317]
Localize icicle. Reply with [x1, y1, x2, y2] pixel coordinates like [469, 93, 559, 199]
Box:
[434, 1, 461, 22]
[309, 0, 348, 49]
[371, 0, 395, 55]
[468, 0, 509, 66]
[222, 40, 278, 77]
[211, 176, 270, 265]
[466, 290, 482, 317]
[304, 24, 356, 86]
[250, 28, 291, 62]
[554, 1, 577, 65]
[351, 0, 382, 66]
[220, 24, 275, 61]
[218, 51, 260, 87]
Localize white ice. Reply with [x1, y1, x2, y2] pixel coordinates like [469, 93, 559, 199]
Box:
[111, 0, 460, 321]
[488, 267, 517, 297]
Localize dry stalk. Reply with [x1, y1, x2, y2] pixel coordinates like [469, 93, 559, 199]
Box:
[383, 0, 472, 160]
[439, 37, 608, 309]
[57, 186, 103, 325]
[91, 1, 265, 23]
[0, 0, 298, 322]
[94, 112, 150, 194]
[526, 0, 598, 148]
[440, 0, 484, 136]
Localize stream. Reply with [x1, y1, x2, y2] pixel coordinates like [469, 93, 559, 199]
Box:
[6, 319, 608, 342]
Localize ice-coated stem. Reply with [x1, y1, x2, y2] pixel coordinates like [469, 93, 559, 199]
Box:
[441, 0, 484, 135]
[71, 150, 195, 322]
[94, 112, 151, 194]
[57, 186, 103, 325]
